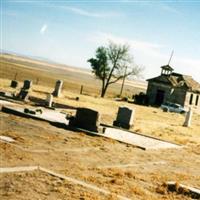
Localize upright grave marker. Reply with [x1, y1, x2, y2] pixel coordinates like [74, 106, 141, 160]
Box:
[18, 80, 32, 101]
[71, 108, 100, 132]
[46, 94, 53, 107]
[22, 80, 32, 90]
[52, 80, 63, 97]
[10, 80, 18, 88]
[183, 108, 192, 127]
[113, 106, 135, 129]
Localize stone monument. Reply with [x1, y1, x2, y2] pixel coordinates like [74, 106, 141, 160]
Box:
[22, 80, 32, 90]
[113, 106, 135, 129]
[52, 80, 63, 97]
[183, 108, 192, 127]
[17, 80, 32, 101]
[46, 94, 53, 107]
[10, 80, 18, 88]
[71, 108, 100, 132]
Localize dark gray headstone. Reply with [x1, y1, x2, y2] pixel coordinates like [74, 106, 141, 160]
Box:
[73, 108, 100, 132]
[10, 80, 18, 88]
[52, 80, 63, 97]
[113, 106, 135, 129]
[22, 80, 32, 90]
[17, 80, 32, 101]
[18, 90, 29, 100]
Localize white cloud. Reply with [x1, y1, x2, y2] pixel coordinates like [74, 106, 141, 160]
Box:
[89, 32, 165, 57]
[57, 5, 120, 18]
[40, 24, 48, 35]
[67, 6, 100, 17]
[10, 1, 121, 18]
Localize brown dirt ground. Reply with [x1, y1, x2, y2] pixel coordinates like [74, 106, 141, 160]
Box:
[0, 55, 200, 199]
[0, 170, 110, 200]
[1, 110, 200, 200]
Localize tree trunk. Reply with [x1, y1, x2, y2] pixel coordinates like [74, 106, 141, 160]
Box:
[101, 83, 109, 98]
[100, 88, 106, 97]
[101, 90, 105, 97]
[101, 80, 105, 97]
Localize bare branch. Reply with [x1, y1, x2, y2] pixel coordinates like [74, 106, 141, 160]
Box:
[108, 75, 124, 85]
[88, 41, 144, 97]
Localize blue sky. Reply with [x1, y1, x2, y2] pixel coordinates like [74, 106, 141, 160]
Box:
[1, 0, 200, 82]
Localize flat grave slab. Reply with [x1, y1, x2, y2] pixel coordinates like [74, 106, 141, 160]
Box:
[1, 104, 69, 126]
[102, 127, 181, 150]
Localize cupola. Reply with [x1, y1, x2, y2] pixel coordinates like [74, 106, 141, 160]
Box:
[161, 65, 174, 76]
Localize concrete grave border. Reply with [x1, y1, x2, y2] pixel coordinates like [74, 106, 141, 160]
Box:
[0, 166, 130, 200]
[166, 181, 200, 198]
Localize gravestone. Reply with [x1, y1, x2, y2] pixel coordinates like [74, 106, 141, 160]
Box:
[10, 80, 18, 88]
[46, 94, 53, 107]
[71, 108, 100, 132]
[18, 90, 29, 100]
[113, 106, 135, 129]
[183, 108, 192, 127]
[22, 80, 32, 90]
[17, 80, 32, 101]
[52, 80, 63, 97]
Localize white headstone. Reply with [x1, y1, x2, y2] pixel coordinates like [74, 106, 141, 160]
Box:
[183, 108, 192, 127]
[53, 80, 63, 97]
[46, 94, 53, 107]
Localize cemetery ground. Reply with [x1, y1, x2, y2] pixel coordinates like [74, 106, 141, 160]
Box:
[0, 54, 200, 199]
[1, 80, 200, 200]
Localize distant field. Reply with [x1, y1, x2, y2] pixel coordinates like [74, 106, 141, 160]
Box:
[0, 53, 147, 97]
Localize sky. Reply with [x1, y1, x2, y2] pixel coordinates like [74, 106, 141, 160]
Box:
[1, 0, 200, 82]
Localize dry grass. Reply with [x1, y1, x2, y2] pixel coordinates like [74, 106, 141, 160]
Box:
[0, 54, 145, 97]
[1, 111, 199, 199]
[155, 182, 198, 200]
[1, 76, 200, 146]
[1, 53, 200, 200]
[1, 53, 199, 146]
[0, 171, 109, 200]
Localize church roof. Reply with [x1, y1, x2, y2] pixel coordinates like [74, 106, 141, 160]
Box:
[147, 72, 200, 93]
[161, 65, 174, 71]
[182, 75, 200, 92]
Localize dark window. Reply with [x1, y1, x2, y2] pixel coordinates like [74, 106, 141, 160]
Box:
[189, 94, 193, 105]
[196, 95, 199, 106]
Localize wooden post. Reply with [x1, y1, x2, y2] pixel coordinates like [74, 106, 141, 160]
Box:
[119, 66, 127, 97]
[36, 78, 39, 85]
[80, 85, 83, 94]
[14, 72, 18, 81]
